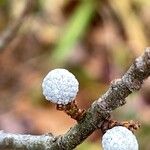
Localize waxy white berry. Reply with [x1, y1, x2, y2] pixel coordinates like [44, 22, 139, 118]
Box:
[102, 126, 138, 150]
[42, 69, 79, 105]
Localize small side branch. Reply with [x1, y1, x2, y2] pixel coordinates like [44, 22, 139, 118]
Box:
[0, 0, 34, 52]
[0, 48, 149, 150]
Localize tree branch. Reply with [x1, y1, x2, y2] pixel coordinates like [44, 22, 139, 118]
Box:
[0, 48, 149, 149]
[0, 131, 56, 150]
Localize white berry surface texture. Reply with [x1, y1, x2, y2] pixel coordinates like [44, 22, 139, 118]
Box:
[102, 126, 138, 150]
[42, 68, 79, 105]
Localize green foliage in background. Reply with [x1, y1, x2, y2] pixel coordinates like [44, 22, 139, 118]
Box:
[51, 0, 97, 65]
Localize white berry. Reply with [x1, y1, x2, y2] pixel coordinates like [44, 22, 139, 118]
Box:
[42, 68, 79, 105]
[102, 126, 138, 150]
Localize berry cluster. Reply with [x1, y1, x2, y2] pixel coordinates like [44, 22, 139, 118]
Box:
[102, 126, 138, 150]
[42, 69, 79, 105]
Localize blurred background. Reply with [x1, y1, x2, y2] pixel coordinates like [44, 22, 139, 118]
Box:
[0, 0, 150, 149]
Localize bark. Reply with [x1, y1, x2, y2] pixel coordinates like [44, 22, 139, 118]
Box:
[0, 131, 56, 150]
[0, 48, 149, 150]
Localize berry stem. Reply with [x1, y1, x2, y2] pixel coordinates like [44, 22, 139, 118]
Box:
[56, 101, 86, 121]
[101, 118, 141, 134]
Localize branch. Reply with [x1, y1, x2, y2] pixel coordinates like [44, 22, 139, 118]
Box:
[0, 0, 34, 52]
[0, 48, 149, 149]
[51, 48, 150, 149]
[0, 131, 56, 150]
